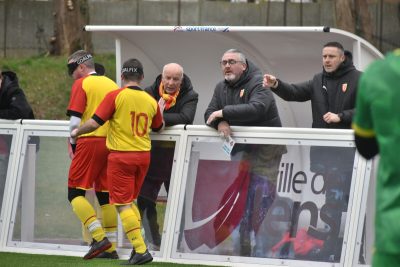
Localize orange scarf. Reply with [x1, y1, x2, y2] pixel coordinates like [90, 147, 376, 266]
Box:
[158, 82, 180, 110]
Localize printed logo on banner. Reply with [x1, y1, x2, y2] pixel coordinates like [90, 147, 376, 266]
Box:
[277, 162, 325, 195]
[182, 145, 355, 262]
[173, 26, 230, 32]
[187, 26, 217, 32]
[173, 26, 184, 32]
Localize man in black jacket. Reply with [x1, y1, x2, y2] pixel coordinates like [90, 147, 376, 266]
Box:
[206, 49, 282, 134]
[263, 42, 360, 130]
[263, 42, 361, 261]
[205, 49, 286, 256]
[138, 63, 198, 250]
[0, 69, 36, 208]
[0, 70, 35, 120]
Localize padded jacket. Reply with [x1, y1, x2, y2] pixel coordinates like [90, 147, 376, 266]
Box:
[146, 73, 198, 126]
[205, 60, 282, 128]
[0, 71, 35, 120]
[273, 58, 361, 129]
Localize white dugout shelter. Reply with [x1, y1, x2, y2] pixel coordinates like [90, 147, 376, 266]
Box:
[85, 25, 382, 127]
[0, 26, 383, 267]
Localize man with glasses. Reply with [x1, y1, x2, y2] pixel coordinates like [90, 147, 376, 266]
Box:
[205, 49, 285, 256]
[206, 49, 282, 132]
[66, 50, 119, 259]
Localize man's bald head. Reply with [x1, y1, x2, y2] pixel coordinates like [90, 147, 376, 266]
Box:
[162, 63, 184, 94]
[163, 63, 183, 79]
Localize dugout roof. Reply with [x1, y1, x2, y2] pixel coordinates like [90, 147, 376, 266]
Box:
[84, 26, 383, 127]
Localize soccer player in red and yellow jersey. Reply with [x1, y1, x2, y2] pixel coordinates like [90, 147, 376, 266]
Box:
[66, 50, 119, 260]
[71, 58, 164, 265]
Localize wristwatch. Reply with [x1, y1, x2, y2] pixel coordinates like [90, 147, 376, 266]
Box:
[338, 112, 344, 121]
[272, 80, 279, 89]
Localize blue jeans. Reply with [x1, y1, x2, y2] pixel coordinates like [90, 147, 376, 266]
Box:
[239, 173, 276, 256]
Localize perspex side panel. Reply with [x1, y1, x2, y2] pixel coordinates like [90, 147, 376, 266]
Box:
[173, 137, 356, 266]
[8, 135, 84, 247]
[0, 130, 17, 230]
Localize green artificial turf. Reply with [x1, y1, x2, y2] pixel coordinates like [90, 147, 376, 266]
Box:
[0, 252, 218, 267]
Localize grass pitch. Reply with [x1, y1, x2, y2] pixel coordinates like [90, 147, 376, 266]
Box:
[0, 252, 217, 267]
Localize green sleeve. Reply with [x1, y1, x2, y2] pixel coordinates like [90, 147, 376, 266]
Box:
[352, 73, 375, 138]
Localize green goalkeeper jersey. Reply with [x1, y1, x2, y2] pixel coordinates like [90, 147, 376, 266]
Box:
[353, 49, 400, 254]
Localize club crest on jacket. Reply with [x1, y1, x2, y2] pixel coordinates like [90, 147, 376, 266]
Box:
[342, 83, 348, 92]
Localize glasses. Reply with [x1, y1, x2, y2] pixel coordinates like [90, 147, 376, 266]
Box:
[220, 59, 242, 66]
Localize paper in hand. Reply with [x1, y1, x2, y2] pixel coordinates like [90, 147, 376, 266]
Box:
[222, 135, 235, 156]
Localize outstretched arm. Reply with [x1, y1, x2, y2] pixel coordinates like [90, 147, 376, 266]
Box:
[263, 73, 314, 102]
[70, 119, 100, 138]
[263, 74, 278, 88]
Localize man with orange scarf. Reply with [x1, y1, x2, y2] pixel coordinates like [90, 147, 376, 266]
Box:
[138, 63, 198, 250]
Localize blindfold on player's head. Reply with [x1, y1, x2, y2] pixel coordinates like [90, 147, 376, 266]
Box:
[67, 54, 93, 76]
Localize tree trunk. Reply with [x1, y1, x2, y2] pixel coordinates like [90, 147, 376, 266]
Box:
[51, 0, 92, 55]
[355, 0, 375, 46]
[334, 0, 356, 33]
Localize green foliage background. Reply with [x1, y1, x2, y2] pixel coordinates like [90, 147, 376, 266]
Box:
[0, 54, 116, 120]
[0, 55, 214, 266]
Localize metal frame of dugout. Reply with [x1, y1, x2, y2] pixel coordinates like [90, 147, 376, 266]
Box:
[0, 119, 374, 267]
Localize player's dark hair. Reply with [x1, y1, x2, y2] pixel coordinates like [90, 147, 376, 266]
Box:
[324, 42, 345, 54]
[122, 58, 144, 82]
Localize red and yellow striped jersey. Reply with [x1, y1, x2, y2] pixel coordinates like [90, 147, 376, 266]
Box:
[67, 74, 119, 137]
[93, 86, 163, 151]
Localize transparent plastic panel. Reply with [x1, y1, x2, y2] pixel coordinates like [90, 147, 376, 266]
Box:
[176, 139, 355, 264]
[357, 216, 370, 266]
[126, 140, 176, 252]
[9, 136, 84, 245]
[0, 133, 13, 212]
[354, 159, 376, 266]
